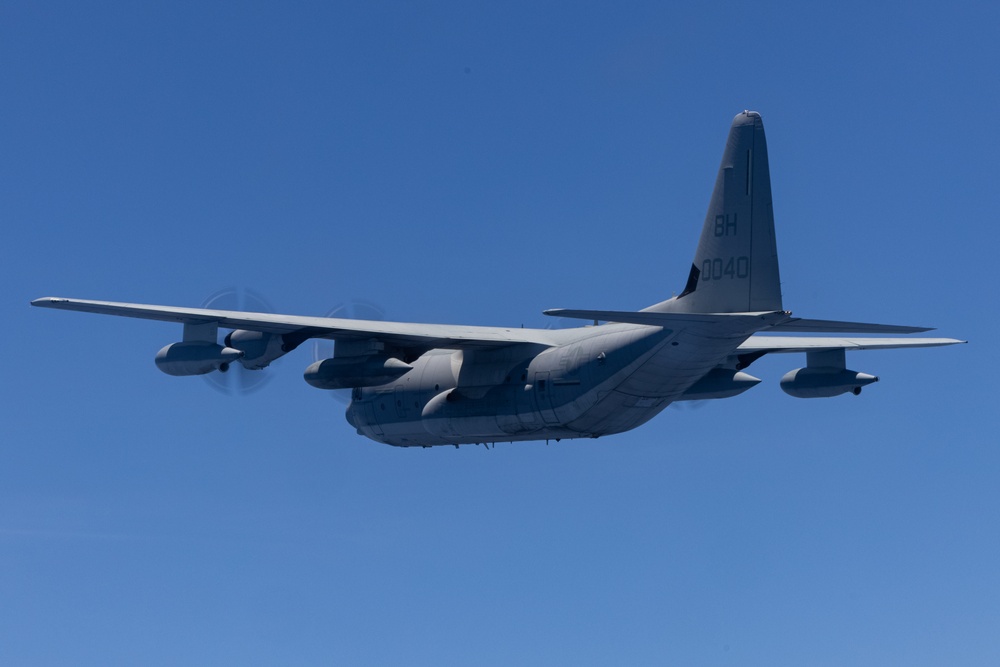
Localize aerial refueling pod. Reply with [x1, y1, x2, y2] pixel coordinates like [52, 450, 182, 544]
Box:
[304, 355, 413, 390]
[224, 330, 297, 370]
[155, 341, 244, 376]
[780, 368, 878, 398]
[779, 348, 878, 398]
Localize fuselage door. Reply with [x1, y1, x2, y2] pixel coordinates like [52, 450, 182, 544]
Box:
[534, 371, 560, 424]
[394, 385, 407, 419]
[362, 400, 384, 436]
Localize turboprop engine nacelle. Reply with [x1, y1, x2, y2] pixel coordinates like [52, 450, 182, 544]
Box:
[780, 367, 879, 399]
[155, 341, 244, 376]
[304, 355, 413, 390]
[224, 330, 292, 370]
[677, 368, 761, 401]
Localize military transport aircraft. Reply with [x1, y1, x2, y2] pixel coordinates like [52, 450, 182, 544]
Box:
[32, 111, 963, 448]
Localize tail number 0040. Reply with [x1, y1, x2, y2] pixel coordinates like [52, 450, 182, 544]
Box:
[701, 256, 749, 281]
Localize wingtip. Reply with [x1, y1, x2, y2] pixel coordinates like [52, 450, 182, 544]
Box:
[31, 297, 67, 307]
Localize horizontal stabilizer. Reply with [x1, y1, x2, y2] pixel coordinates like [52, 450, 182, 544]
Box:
[547, 309, 935, 335]
[766, 318, 933, 334]
[740, 336, 965, 354]
[543, 308, 787, 328]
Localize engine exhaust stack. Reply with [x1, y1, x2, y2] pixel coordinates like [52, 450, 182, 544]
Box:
[155, 342, 244, 376]
[304, 355, 412, 390]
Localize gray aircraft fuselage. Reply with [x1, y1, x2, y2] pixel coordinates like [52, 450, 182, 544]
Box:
[347, 320, 759, 447]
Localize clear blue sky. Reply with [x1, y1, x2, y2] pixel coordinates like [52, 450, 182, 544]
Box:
[2, 2, 997, 665]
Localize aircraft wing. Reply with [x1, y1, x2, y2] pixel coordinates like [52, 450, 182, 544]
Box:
[30, 297, 556, 350]
[32, 298, 966, 354]
[738, 336, 966, 354]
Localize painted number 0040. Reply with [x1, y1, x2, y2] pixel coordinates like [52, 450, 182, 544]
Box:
[701, 256, 749, 281]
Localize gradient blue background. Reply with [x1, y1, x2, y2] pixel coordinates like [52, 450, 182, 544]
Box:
[2, 2, 996, 664]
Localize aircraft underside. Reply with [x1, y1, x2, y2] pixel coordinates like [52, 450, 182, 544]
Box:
[347, 323, 755, 447]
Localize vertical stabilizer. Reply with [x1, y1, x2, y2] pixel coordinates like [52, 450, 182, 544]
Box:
[647, 111, 782, 314]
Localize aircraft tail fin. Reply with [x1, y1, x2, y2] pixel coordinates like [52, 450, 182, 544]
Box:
[647, 111, 782, 314]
